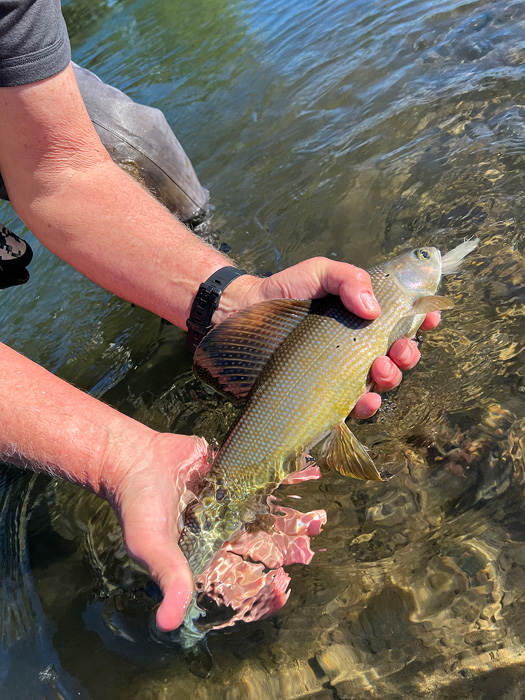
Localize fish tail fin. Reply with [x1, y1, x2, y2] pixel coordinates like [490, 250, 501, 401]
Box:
[441, 237, 479, 275]
[178, 593, 207, 649]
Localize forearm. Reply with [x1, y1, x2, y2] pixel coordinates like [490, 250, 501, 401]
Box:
[19, 158, 236, 329]
[0, 64, 241, 329]
[0, 342, 153, 496]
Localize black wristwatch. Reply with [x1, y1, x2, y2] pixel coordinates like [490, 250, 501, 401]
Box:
[186, 266, 247, 352]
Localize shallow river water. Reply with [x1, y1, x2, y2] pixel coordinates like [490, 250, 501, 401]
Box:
[0, 0, 524, 698]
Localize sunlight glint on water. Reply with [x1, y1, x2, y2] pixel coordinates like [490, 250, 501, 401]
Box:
[0, 0, 523, 697]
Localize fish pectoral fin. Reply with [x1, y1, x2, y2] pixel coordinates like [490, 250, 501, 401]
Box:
[405, 295, 454, 316]
[193, 298, 312, 403]
[318, 422, 383, 481]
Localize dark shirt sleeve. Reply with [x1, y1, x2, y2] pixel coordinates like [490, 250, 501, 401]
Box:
[0, 0, 71, 87]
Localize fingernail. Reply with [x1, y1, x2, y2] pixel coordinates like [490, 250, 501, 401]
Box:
[360, 292, 380, 314]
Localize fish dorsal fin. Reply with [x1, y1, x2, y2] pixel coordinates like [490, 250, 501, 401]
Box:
[317, 421, 384, 481]
[193, 298, 311, 403]
[405, 295, 454, 316]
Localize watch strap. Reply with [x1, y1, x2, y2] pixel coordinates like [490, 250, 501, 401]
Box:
[186, 266, 247, 352]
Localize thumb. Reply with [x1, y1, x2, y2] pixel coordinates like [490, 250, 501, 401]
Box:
[154, 544, 194, 632]
[129, 536, 195, 632]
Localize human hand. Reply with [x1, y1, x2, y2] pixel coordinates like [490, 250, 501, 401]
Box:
[107, 433, 326, 633]
[106, 432, 209, 632]
[214, 257, 440, 420]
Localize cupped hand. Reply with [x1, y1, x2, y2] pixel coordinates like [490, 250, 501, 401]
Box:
[107, 433, 326, 634]
[107, 432, 209, 633]
[217, 258, 441, 420]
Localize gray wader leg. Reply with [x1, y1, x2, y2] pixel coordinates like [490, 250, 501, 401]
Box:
[72, 63, 208, 225]
[0, 63, 208, 226]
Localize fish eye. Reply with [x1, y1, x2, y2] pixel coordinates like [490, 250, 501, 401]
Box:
[415, 248, 431, 260]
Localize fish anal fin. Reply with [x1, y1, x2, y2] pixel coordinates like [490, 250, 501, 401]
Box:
[193, 299, 311, 403]
[405, 295, 454, 317]
[318, 422, 383, 481]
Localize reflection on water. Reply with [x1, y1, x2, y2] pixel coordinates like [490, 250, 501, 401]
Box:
[0, 0, 524, 697]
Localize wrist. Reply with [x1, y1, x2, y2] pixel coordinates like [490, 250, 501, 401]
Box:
[0, 342, 162, 501]
[89, 415, 158, 502]
[211, 273, 261, 326]
[186, 267, 260, 351]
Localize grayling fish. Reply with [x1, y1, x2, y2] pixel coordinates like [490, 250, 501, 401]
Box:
[176, 239, 478, 646]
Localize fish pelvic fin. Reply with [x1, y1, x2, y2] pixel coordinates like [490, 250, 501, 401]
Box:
[405, 294, 454, 316]
[318, 422, 383, 481]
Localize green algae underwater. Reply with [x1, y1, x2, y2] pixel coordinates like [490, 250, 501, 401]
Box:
[0, 0, 524, 697]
